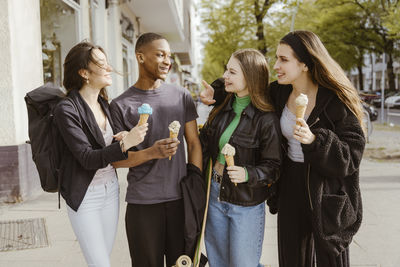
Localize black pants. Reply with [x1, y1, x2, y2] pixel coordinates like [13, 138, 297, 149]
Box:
[277, 158, 349, 267]
[125, 199, 185, 267]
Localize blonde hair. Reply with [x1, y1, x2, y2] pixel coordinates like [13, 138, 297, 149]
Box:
[281, 30, 364, 129]
[208, 48, 273, 124]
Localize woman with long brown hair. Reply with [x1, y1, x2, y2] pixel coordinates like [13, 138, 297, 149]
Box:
[54, 42, 148, 267]
[199, 48, 281, 267]
[201, 30, 366, 267]
[270, 30, 365, 267]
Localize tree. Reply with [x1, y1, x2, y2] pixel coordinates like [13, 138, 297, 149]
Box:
[384, 5, 400, 38]
[334, 0, 400, 91]
[200, 0, 277, 82]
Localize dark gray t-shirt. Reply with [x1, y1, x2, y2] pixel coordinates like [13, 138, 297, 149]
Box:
[110, 83, 198, 204]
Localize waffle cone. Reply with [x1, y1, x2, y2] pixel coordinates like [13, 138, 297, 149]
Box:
[295, 105, 307, 126]
[168, 131, 179, 160]
[224, 155, 235, 167]
[138, 114, 149, 126]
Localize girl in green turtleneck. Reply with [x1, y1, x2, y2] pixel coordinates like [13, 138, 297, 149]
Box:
[200, 49, 281, 267]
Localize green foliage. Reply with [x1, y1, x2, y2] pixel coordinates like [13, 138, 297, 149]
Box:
[200, 0, 278, 82]
[384, 6, 400, 39]
[200, 0, 400, 84]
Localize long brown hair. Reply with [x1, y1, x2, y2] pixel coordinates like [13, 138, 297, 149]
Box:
[63, 42, 109, 100]
[280, 30, 364, 128]
[207, 48, 273, 124]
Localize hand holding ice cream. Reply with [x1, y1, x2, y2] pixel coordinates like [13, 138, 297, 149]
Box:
[295, 93, 308, 126]
[168, 121, 181, 160]
[222, 143, 240, 186]
[293, 94, 316, 145]
[221, 143, 235, 167]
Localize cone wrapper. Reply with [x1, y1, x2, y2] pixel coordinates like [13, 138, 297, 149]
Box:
[168, 131, 179, 160]
[138, 114, 149, 126]
[295, 105, 307, 126]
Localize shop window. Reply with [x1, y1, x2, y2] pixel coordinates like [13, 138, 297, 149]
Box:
[40, 0, 79, 86]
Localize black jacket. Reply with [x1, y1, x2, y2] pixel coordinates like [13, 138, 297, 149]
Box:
[180, 163, 207, 258]
[199, 95, 282, 206]
[54, 90, 127, 211]
[269, 81, 366, 255]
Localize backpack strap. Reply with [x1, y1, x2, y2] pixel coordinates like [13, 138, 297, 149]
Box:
[57, 97, 79, 209]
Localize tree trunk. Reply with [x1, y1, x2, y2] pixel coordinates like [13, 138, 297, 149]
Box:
[256, 22, 267, 55]
[387, 53, 396, 91]
[254, 0, 270, 55]
[357, 64, 364, 91]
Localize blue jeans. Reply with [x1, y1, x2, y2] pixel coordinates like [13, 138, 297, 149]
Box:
[205, 180, 265, 267]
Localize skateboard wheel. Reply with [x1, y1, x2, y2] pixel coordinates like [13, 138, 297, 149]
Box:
[176, 255, 192, 267]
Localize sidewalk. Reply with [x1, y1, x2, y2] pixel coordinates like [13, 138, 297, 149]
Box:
[0, 123, 399, 267]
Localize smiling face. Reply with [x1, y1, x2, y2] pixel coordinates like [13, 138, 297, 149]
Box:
[85, 48, 112, 88]
[273, 43, 308, 85]
[223, 56, 248, 97]
[137, 39, 171, 81]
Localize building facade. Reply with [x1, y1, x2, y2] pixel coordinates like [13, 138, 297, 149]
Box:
[0, 0, 200, 202]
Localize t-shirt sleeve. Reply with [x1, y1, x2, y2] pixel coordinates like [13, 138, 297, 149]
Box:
[184, 90, 198, 123]
[110, 100, 127, 133]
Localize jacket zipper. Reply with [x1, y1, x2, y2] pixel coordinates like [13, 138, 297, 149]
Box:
[308, 117, 320, 128]
[306, 164, 313, 210]
[305, 118, 318, 211]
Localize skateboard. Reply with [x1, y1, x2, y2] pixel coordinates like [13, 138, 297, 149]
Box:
[173, 255, 192, 267]
[192, 158, 212, 267]
[174, 159, 212, 267]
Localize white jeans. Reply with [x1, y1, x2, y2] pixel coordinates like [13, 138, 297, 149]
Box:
[67, 178, 119, 267]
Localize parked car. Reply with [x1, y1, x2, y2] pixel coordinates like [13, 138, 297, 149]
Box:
[372, 91, 400, 107]
[385, 95, 400, 108]
[363, 102, 378, 121]
[359, 91, 380, 104]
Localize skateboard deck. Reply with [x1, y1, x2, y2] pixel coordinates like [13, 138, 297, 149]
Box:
[174, 159, 212, 267]
[192, 159, 212, 267]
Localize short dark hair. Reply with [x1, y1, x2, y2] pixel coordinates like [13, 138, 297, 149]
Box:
[135, 32, 166, 52]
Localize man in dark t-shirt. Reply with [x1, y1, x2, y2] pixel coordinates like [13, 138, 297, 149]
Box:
[110, 33, 202, 267]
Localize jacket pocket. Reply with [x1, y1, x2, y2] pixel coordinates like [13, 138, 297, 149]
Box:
[231, 133, 260, 165]
[321, 190, 357, 235]
[231, 133, 259, 148]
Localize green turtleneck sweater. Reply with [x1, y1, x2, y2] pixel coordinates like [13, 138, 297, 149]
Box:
[217, 94, 251, 181]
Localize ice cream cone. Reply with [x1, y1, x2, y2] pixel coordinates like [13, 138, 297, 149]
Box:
[295, 105, 307, 126]
[224, 155, 234, 167]
[138, 114, 149, 126]
[169, 131, 178, 160]
[295, 93, 308, 126]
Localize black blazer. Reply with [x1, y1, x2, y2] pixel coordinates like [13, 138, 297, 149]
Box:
[54, 89, 127, 211]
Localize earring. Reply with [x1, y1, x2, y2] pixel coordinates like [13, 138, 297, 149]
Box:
[86, 79, 89, 84]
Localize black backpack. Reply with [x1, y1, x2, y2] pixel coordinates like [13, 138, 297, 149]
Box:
[24, 84, 67, 194]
